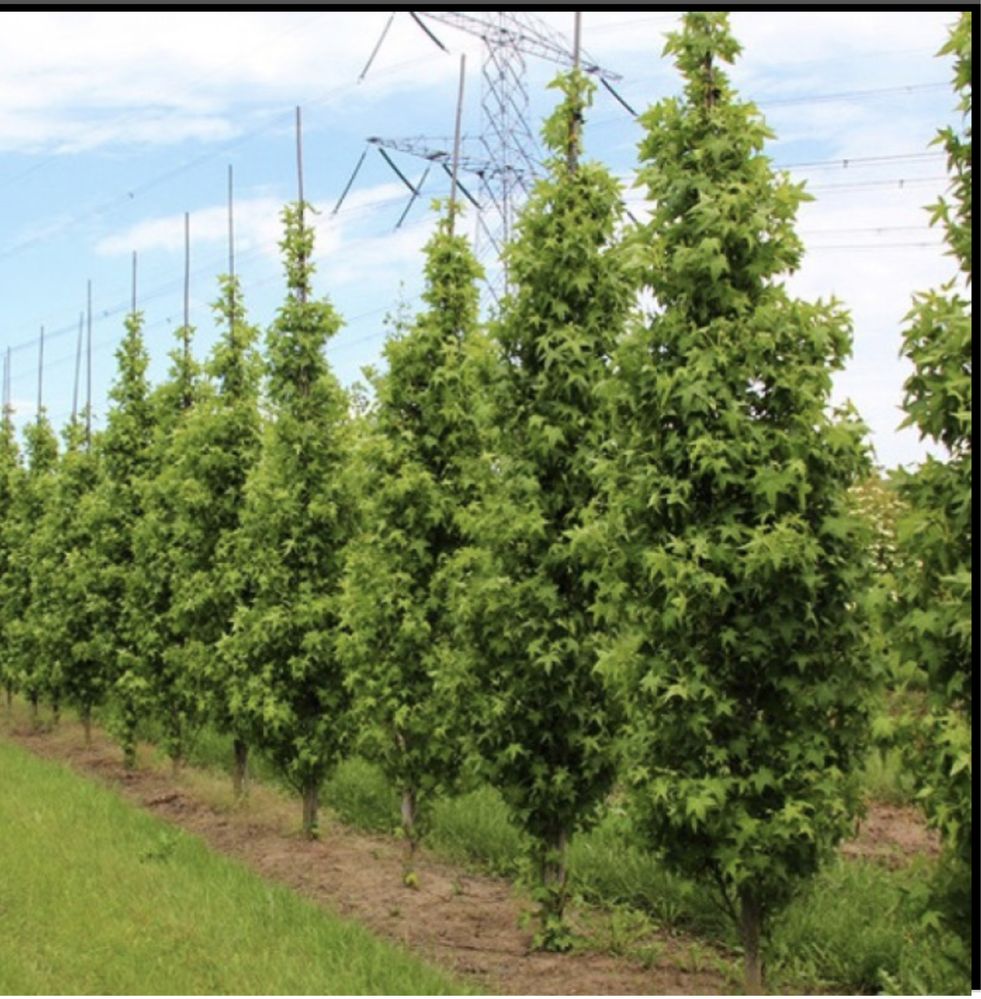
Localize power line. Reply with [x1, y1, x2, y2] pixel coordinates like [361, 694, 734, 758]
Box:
[777, 151, 943, 170]
[759, 81, 948, 107]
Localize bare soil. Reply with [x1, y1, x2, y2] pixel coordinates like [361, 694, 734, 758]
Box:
[3, 714, 938, 996]
[842, 801, 940, 867]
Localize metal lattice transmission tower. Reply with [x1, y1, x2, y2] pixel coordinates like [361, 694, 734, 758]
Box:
[358, 12, 624, 294]
[418, 12, 621, 275]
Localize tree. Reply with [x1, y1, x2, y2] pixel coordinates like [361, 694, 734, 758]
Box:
[455, 72, 631, 949]
[6, 413, 59, 725]
[891, 10, 972, 957]
[131, 317, 204, 771]
[168, 275, 263, 795]
[0, 403, 23, 712]
[338, 205, 487, 879]
[96, 310, 155, 767]
[589, 13, 877, 991]
[227, 203, 356, 838]
[39, 417, 106, 744]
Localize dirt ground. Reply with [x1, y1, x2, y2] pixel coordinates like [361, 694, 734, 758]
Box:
[3, 717, 938, 996]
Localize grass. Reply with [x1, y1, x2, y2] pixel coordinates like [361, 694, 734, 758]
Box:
[0, 738, 473, 996]
[860, 745, 917, 806]
[12, 704, 968, 994]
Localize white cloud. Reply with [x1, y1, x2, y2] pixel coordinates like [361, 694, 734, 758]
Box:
[92, 180, 427, 290]
[0, 11, 469, 154]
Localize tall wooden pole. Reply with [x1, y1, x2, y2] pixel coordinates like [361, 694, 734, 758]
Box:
[295, 106, 307, 305]
[568, 12, 582, 173]
[37, 325, 44, 422]
[85, 279, 92, 447]
[72, 311, 83, 424]
[449, 53, 467, 233]
[183, 211, 190, 333]
[228, 164, 235, 283]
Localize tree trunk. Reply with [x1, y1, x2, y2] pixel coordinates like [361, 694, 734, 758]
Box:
[4, 684, 12, 715]
[538, 827, 570, 950]
[739, 886, 764, 994]
[29, 693, 39, 730]
[232, 738, 249, 799]
[82, 706, 92, 748]
[51, 697, 60, 728]
[301, 780, 319, 840]
[402, 787, 418, 883]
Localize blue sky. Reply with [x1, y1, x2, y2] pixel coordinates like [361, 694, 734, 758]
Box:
[0, 10, 965, 469]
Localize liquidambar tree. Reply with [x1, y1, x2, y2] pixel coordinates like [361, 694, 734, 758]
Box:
[131, 317, 204, 772]
[892, 10, 972, 963]
[5, 413, 58, 724]
[457, 72, 632, 949]
[339, 206, 488, 881]
[97, 310, 155, 767]
[168, 275, 263, 797]
[228, 203, 355, 838]
[0, 404, 23, 712]
[593, 13, 876, 991]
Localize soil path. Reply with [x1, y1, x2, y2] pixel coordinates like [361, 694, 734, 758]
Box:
[5, 720, 731, 996]
[3, 718, 938, 995]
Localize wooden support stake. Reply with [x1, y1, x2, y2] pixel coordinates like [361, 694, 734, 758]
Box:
[86, 280, 92, 447]
[131, 251, 138, 314]
[568, 12, 582, 173]
[449, 53, 467, 233]
[295, 106, 307, 305]
[228, 164, 235, 283]
[72, 311, 83, 424]
[183, 211, 190, 334]
[37, 325, 44, 421]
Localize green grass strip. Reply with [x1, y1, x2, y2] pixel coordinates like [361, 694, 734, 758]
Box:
[0, 739, 474, 996]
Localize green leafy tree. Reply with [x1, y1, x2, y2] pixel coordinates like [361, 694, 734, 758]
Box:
[168, 275, 263, 794]
[891, 10, 972, 957]
[6, 413, 59, 724]
[227, 203, 356, 838]
[455, 73, 631, 949]
[0, 404, 23, 712]
[38, 416, 106, 743]
[587, 14, 877, 991]
[96, 310, 155, 767]
[131, 319, 204, 770]
[338, 205, 487, 880]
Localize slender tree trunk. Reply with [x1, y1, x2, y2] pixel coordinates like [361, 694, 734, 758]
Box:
[301, 780, 319, 840]
[82, 706, 92, 748]
[739, 886, 764, 994]
[232, 738, 249, 799]
[401, 787, 418, 883]
[5, 683, 12, 716]
[29, 693, 39, 730]
[51, 696, 60, 728]
[538, 827, 570, 950]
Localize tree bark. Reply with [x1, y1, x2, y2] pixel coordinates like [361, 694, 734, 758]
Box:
[301, 780, 319, 840]
[739, 886, 764, 994]
[232, 738, 249, 799]
[402, 787, 418, 882]
[539, 827, 569, 947]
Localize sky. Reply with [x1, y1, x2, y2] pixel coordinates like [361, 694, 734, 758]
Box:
[0, 9, 967, 470]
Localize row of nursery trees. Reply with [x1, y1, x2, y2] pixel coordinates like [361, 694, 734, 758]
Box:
[0, 14, 971, 990]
